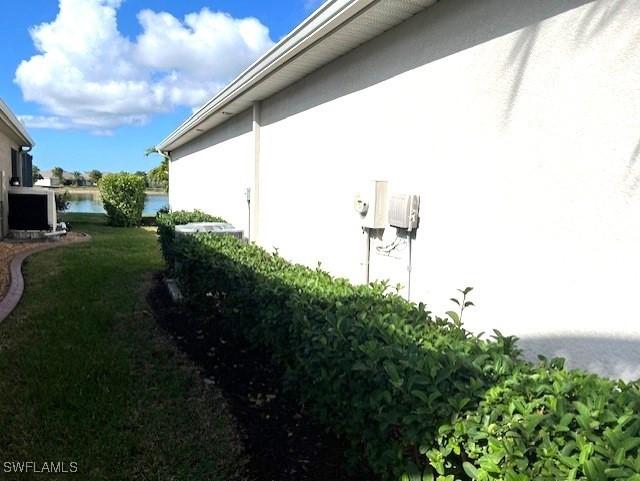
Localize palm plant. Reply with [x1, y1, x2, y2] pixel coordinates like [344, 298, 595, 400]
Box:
[72, 171, 83, 186]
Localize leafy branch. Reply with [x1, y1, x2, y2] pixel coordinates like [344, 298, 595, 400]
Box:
[446, 286, 474, 326]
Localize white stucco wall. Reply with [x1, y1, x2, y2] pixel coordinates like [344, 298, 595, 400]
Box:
[0, 126, 20, 237]
[170, 109, 253, 234]
[170, 0, 640, 380]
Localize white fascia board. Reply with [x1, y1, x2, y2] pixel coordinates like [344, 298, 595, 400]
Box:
[157, 0, 377, 152]
[0, 98, 35, 148]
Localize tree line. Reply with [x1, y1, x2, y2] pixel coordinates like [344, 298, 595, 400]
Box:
[32, 164, 167, 190]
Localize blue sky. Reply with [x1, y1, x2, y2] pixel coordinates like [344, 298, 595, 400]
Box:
[0, 0, 321, 173]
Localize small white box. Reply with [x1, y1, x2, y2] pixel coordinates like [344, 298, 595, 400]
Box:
[355, 180, 388, 228]
[388, 194, 420, 231]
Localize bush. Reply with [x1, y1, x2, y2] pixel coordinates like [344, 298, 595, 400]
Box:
[172, 234, 518, 479]
[55, 190, 70, 211]
[98, 173, 146, 227]
[429, 359, 640, 480]
[170, 233, 640, 481]
[156, 210, 226, 266]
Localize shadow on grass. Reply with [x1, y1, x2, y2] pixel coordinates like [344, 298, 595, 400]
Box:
[0, 219, 247, 481]
[62, 212, 157, 227]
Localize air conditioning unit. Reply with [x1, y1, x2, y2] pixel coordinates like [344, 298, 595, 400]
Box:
[175, 222, 244, 240]
[388, 194, 420, 231]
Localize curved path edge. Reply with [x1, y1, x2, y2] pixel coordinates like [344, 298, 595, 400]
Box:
[0, 234, 92, 323]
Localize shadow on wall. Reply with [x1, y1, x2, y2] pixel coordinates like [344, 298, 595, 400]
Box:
[519, 335, 640, 382]
[262, 0, 632, 126]
[502, 0, 639, 123]
[623, 137, 640, 194]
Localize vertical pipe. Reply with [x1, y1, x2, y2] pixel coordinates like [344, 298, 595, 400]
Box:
[165, 153, 171, 210]
[245, 187, 251, 241]
[251, 102, 261, 243]
[362, 227, 370, 284]
[407, 235, 412, 301]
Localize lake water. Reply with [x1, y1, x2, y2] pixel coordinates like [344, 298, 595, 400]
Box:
[67, 192, 169, 216]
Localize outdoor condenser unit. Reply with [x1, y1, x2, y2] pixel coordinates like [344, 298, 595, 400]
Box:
[173, 222, 244, 275]
[388, 194, 420, 231]
[7, 187, 57, 231]
[174, 222, 244, 239]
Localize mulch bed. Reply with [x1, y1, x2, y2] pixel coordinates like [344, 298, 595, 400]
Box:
[147, 273, 375, 481]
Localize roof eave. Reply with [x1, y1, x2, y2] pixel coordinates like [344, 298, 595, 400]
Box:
[0, 98, 35, 148]
[157, 0, 377, 152]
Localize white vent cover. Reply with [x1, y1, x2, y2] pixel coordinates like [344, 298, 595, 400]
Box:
[388, 194, 420, 231]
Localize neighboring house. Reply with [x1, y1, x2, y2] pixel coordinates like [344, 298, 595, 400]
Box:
[83, 172, 97, 186]
[0, 98, 35, 235]
[61, 171, 75, 185]
[158, 0, 640, 380]
[0, 99, 56, 235]
[36, 169, 85, 187]
[35, 170, 61, 187]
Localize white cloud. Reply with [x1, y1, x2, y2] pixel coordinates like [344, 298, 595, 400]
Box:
[15, 0, 274, 133]
[18, 115, 72, 130]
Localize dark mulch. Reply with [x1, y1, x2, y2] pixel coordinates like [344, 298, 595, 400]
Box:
[147, 273, 376, 481]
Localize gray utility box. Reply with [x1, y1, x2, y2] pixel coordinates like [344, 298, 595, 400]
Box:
[175, 222, 244, 239]
[173, 222, 244, 281]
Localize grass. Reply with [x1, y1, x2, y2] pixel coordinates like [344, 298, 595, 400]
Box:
[0, 214, 247, 480]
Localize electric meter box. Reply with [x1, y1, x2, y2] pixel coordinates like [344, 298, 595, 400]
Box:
[355, 180, 388, 228]
[388, 194, 420, 231]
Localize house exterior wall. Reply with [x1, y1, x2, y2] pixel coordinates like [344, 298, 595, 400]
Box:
[170, 109, 253, 234]
[0, 125, 20, 237]
[169, 0, 640, 380]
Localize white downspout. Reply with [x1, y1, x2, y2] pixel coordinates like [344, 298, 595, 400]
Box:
[155, 147, 170, 208]
[251, 102, 261, 243]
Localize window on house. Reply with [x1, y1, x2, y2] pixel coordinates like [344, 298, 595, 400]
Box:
[11, 149, 18, 178]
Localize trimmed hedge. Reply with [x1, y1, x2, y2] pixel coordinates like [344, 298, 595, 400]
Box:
[156, 210, 226, 266]
[429, 359, 640, 480]
[98, 173, 146, 226]
[169, 232, 640, 481]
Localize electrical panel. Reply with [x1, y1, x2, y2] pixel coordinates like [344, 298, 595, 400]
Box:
[355, 180, 388, 228]
[388, 194, 420, 231]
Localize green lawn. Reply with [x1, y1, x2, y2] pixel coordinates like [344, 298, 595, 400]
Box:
[0, 214, 247, 480]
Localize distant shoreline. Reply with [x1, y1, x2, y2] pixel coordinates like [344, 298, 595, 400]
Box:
[52, 186, 167, 196]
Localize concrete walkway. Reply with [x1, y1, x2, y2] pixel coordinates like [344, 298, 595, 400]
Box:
[0, 234, 91, 322]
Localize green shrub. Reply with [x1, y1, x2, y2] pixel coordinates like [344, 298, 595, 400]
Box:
[429, 358, 640, 481]
[98, 173, 146, 226]
[55, 190, 70, 211]
[170, 233, 640, 481]
[173, 234, 519, 479]
[156, 210, 226, 266]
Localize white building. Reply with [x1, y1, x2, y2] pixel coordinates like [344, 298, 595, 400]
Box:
[34, 175, 59, 188]
[0, 98, 56, 236]
[158, 0, 640, 380]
